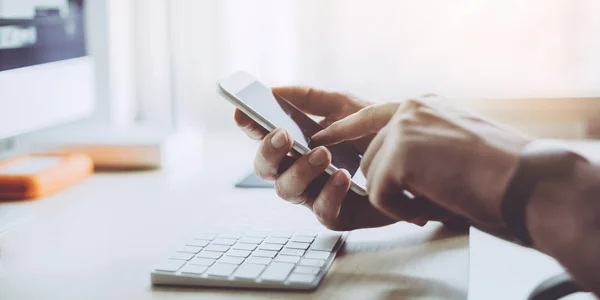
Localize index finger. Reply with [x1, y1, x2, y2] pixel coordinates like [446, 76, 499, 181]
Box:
[311, 102, 399, 146]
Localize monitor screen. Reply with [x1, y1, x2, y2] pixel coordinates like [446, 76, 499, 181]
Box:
[0, 0, 85, 72]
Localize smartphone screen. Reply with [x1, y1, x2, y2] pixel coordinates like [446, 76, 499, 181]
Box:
[235, 81, 367, 189]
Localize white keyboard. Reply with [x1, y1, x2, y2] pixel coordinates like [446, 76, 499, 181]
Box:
[151, 228, 348, 290]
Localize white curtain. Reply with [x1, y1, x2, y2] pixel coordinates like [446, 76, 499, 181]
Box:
[135, 0, 600, 130]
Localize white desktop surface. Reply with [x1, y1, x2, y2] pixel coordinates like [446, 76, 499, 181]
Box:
[0, 132, 468, 300]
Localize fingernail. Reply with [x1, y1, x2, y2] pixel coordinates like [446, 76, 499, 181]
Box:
[414, 220, 428, 227]
[311, 131, 323, 141]
[270, 129, 287, 149]
[308, 147, 329, 166]
[332, 170, 348, 187]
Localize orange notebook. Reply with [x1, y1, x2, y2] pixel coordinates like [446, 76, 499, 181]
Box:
[0, 153, 93, 200]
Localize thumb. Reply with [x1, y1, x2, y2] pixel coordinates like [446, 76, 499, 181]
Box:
[311, 102, 399, 145]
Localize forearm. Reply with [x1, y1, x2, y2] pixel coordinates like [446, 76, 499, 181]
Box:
[527, 159, 600, 295]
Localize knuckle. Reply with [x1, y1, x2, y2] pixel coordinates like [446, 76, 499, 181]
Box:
[254, 162, 274, 181]
[396, 115, 413, 127]
[274, 180, 290, 200]
[317, 214, 345, 231]
[313, 203, 327, 221]
[400, 98, 423, 111]
[274, 170, 306, 202]
[422, 93, 438, 98]
[394, 101, 422, 124]
[406, 97, 424, 106]
[254, 154, 278, 181]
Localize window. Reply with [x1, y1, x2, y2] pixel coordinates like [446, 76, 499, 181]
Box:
[130, 0, 600, 137]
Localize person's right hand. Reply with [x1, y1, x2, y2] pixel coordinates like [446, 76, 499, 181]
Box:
[234, 87, 456, 230]
[312, 96, 532, 235]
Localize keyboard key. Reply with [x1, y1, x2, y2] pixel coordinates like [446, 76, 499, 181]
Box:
[299, 258, 326, 267]
[197, 251, 222, 259]
[297, 231, 318, 237]
[304, 250, 331, 260]
[226, 249, 252, 258]
[177, 246, 203, 254]
[259, 243, 283, 251]
[264, 237, 288, 245]
[245, 257, 272, 265]
[310, 233, 341, 251]
[288, 273, 317, 284]
[260, 262, 295, 282]
[219, 256, 245, 265]
[194, 233, 217, 240]
[180, 264, 208, 275]
[286, 242, 310, 250]
[212, 238, 237, 246]
[239, 237, 263, 244]
[218, 233, 243, 239]
[189, 257, 216, 266]
[291, 235, 314, 243]
[251, 250, 277, 258]
[186, 239, 210, 247]
[233, 263, 266, 280]
[155, 259, 186, 272]
[270, 231, 293, 238]
[279, 248, 304, 257]
[205, 244, 230, 252]
[294, 266, 320, 275]
[232, 243, 257, 251]
[274, 255, 300, 264]
[169, 252, 194, 261]
[245, 231, 268, 238]
[206, 263, 238, 277]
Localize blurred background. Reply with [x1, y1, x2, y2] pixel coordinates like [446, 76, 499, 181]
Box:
[97, 0, 600, 138]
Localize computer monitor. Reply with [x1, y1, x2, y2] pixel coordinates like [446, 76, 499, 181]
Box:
[0, 0, 94, 141]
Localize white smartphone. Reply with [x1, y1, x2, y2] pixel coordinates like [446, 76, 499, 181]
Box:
[218, 71, 368, 196]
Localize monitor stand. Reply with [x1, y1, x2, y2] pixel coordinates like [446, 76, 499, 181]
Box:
[235, 172, 274, 189]
[0, 138, 15, 161]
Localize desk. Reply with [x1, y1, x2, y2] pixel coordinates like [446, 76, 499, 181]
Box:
[0, 132, 468, 300]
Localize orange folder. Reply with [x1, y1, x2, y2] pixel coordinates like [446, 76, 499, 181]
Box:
[0, 153, 93, 200]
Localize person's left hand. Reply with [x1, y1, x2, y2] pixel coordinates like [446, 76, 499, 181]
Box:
[236, 87, 460, 230]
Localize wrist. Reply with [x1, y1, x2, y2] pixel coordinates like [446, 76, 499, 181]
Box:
[526, 161, 586, 255]
[526, 159, 600, 293]
[527, 159, 599, 259]
[500, 140, 588, 246]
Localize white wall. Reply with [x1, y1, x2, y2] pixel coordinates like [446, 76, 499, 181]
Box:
[298, 0, 599, 99]
[133, 0, 600, 132]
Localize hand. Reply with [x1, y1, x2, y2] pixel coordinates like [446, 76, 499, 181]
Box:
[313, 96, 532, 232]
[234, 87, 454, 230]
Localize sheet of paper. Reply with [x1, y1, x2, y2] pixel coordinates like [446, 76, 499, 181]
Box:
[469, 228, 596, 299]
